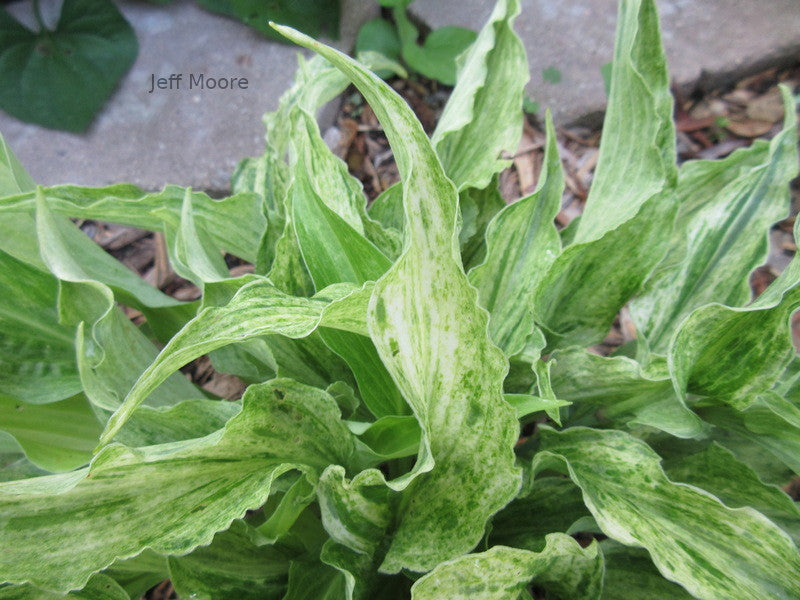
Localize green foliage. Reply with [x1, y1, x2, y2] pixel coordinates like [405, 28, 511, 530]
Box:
[356, 1, 477, 86]
[1, 0, 799, 598]
[0, 0, 137, 132]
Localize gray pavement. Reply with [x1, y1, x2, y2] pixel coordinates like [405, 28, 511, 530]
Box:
[1, 0, 798, 191]
[411, 0, 800, 126]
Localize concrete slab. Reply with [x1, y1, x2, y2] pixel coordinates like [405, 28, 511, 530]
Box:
[0, 0, 378, 191]
[410, 0, 800, 126]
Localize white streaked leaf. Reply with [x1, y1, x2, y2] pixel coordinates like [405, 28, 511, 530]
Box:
[533, 426, 800, 600]
[97, 278, 370, 445]
[468, 112, 562, 356]
[432, 0, 528, 190]
[410, 534, 603, 600]
[573, 0, 675, 244]
[0, 379, 355, 592]
[272, 24, 522, 572]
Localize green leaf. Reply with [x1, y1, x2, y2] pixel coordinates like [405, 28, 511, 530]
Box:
[667, 87, 800, 405]
[457, 181, 506, 270]
[600, 541, 694, 600]
[0, 133, 34, 195]
[489, 477, 591, 552]
[533, 190, 677, 348]
[62, 281, 203, 413]
[0, 573, 130, 599]
[663, 443, 800, 544]
[394, 9, 477, 86]
[533, 426, 800, 600]
[572, 0, 675, 244]
[632, 88, 798, 352]
[0, 379, 355, 592]
[541, 66, 561, 84]
[432, 0, 528, 190]
[410, 534, 603, 600]
[97, 278, 370, 445]
[0, 0, 137, 132]
[0, 393, 101, 472]
[468, 112, 562, 356]
[0, 249, 80, 404]
[549, 349, 705, 438]
[355, 19, 401, 78]
[168, 520, 289, 600]
[699, 391, 800, 476]
[282, 561, 347, 600]
[317, 467, 395, 599]
[197, 0, 340, 41]
[271, 24, 522, 572]
[1, 184, 265, 266]
[532, 0, 676, 347]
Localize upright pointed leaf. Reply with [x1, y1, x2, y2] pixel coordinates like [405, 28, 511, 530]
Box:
[573, 0, 675, 244]
[632, 88, 798, 352]
[272, 24, 522, 572]
[468, 113, 562, 356]
[432, 0, 528, 190]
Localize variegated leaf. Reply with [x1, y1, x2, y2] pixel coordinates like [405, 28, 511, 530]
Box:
[632, 86, 798, 352]
[0, 379, 354, 592]
[533, 426, 800, 599]
[469, 112, 562, 356]
[410, 534, 603, 600]
[272, 24, 522, 572]
[432, 0, 528, 191]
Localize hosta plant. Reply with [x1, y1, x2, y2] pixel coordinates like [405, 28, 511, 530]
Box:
[1, 0, 799, 598]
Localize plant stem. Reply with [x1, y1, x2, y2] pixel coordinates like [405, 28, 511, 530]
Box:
[32, 0, 48, 32]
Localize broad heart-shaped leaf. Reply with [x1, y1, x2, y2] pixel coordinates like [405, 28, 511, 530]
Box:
[468, 113, 562, 356]
[0, 573, 130, 599]
[549, 348, 705, 438]
[631, 87, 798, 353]
[532, 426, 800, 600]
[168, 520, 289, 600]
[432, 0, 528, 191]
[98, 278, 371, 445]
[410, 534, 603, 600]
[0, 393, 102, 472]
[0, 379, 356, 593]
[572, 0, 675, 244]
[394, 9, 476, 86]
[197, 0, 339, 41]
[0, 0, 137, 132]
[272, 25, 522, 572]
